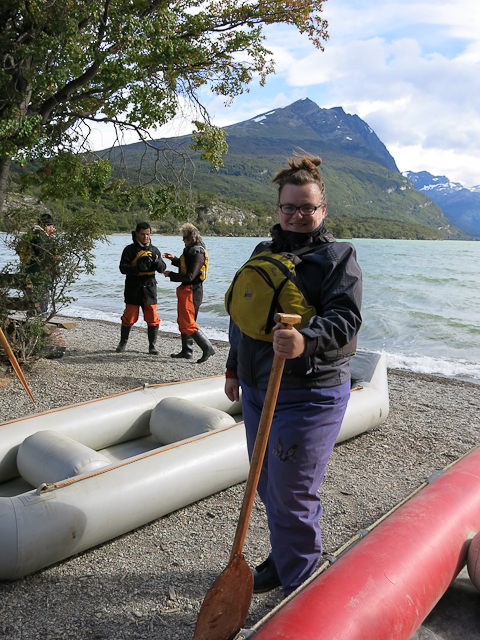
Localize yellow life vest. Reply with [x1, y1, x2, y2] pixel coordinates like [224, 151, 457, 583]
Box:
[180, 248, 208, 281]
[225, 251, 316, 342]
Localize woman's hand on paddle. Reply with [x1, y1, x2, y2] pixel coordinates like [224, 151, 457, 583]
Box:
[225, 378, 240, 402]
[272, 324, 305, 359]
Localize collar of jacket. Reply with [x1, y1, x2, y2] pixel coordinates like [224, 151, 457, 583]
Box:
[185, 241, 206, 254]
[269, 222, 334, 252]
[131, 230, 151, 250]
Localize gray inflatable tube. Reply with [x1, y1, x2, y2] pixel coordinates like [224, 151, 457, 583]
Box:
[0, 353, 388, 580]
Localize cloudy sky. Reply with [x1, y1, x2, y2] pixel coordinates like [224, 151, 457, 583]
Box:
[199, 0, 480, 188]
[90, 0, 480, 187]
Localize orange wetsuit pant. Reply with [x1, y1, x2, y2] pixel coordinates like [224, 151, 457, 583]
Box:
[121, 302, 160, 327]
[176, 285, 199, 335]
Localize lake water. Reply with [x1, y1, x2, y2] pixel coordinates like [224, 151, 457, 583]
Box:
[1, 234, 480, 381]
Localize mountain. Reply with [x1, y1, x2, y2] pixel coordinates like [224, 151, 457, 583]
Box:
[405, 171, 480, 237]
[106, 99, 466, 239]
[223, 98, 399, 172]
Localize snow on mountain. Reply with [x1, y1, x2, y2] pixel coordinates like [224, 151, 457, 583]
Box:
[405, 171, 480, 237]
[405, 171, 478, 195]
[224, 98, 399, 173]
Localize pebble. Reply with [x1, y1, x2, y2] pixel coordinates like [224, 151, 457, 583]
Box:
[0, 318, 480, 639]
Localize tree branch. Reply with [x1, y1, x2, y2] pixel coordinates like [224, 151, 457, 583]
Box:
[39, 61, 101, 124]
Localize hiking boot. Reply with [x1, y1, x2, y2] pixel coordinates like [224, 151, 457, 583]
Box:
[253, 557, 281, 594]
[116, 325, 131, 353]
[191, 329, 215, 363]
[170, 334, 194, 359]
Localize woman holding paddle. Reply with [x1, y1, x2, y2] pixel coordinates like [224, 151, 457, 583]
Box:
[225, 153, 363, 597]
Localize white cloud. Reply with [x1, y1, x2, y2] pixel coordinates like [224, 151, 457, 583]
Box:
[391, 143, 480, 187]
[84, 97, 204, 151]
[86, 0, 480, 186]
[323, 0, 480, 43]
[427, 1, 480, 39]
[457, 40, 480, 64]
[203, 91, 303, 129]
[251, 11, 480, 186]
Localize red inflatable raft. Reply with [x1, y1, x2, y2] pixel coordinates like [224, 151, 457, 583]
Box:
[254, 446, 480, 640]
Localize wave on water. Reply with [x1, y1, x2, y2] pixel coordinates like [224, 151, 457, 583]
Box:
[379, 350, 480, 383]
[57, 309, 480, 382]
[59, 304, 123, 325]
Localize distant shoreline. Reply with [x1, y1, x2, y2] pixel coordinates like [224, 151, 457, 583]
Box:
[89, 232, 480, 241]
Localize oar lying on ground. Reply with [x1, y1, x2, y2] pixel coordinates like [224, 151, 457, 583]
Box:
[0, 326, 35, 404]
[193, 312, 302, 640]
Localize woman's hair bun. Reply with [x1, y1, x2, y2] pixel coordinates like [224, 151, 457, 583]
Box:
[308, 155, 322, 167]
[271, 149, 326, 204]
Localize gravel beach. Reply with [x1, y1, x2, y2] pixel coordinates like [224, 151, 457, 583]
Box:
[1, 318, 480, 640]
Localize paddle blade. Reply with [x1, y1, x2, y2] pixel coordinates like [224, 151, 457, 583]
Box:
[193, 554, 253, 640]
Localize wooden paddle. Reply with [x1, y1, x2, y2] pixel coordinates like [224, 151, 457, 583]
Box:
[0, 325, 35, 405]
[193, 312, 302, 640]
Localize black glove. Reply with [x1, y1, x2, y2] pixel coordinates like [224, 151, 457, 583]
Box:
[137, 256, 153, 272]
[153, 255, 165, 272]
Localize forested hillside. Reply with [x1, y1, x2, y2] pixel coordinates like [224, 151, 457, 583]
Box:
[102, 100, 466, 239]
[2, 100, 470, 240]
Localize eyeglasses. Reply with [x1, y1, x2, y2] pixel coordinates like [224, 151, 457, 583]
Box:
[278, 203, 324, 217]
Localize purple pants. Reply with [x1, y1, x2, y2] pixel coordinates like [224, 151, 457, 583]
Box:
[241, 380, 351, 595]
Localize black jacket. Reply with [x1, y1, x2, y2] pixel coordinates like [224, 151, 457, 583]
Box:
[226, 223, 363, 389]
[168, 242, 207, 287]
[24, 225, 57, 278]
[119, 233, 166, 306]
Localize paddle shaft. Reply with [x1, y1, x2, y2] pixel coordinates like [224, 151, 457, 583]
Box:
[192, 313, 302, 640]
[0, 326, 35, 404]
[229, 312, 301, 562]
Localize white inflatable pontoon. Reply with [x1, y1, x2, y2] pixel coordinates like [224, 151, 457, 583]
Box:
[0, 351, 388, 580]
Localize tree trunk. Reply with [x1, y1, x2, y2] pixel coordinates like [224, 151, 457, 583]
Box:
[0, 158, 11, 212]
